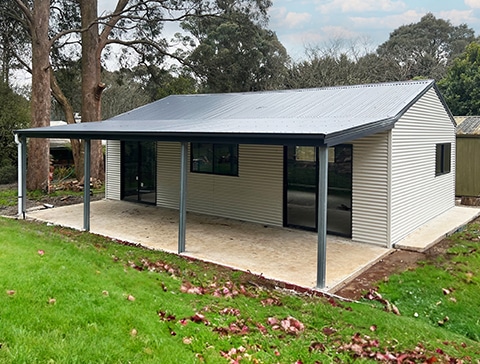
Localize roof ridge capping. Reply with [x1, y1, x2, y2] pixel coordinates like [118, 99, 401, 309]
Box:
[175, 79, 436, 97]
[291, 79, 434, 93]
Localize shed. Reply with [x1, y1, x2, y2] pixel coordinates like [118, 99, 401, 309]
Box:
[455, 116, 480, 198]
[15, 79, 456, 288]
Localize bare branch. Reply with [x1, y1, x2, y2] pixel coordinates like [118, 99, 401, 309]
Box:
[13, 0, 32, 28]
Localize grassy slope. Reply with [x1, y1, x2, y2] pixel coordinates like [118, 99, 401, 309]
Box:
[0, 217, 479, 363]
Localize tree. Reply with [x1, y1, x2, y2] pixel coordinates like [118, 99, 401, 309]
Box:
[101, 68, 151, 119]
[181, 10, 289, 93]
[438, 42, 480, 116]
[13, 0, 52, 190]
[377, 13, 476, 80]
[284, 40, 398, 89]
[0, 81, 29, 183]
[10, 0, 275, 187]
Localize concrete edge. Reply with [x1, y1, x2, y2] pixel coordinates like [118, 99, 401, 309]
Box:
[327, 248, 395, 294]
[394, 210, 480, 253]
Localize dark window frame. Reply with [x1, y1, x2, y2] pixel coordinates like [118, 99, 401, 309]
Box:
[190, 143, 239, 176]
[435, 143, 451, 176]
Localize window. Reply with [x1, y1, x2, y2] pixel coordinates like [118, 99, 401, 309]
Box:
[191, 143, 238, 176]
[435, 143, 451, 175]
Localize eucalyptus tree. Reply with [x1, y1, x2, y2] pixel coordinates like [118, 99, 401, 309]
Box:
[180, 9, 289, 93]
[0, 0, 30, 85]
[9, 0, 275, 188]
[439, 42, 480, 116]
[377, 13, 476, 81]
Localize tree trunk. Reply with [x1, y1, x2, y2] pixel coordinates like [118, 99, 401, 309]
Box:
[27, 0, 51, 190]
[50, 68, 84, 180]
[80, 0, 104, 182]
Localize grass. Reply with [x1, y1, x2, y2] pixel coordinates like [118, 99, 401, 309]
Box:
[373, 221, 480, 342]
[0, 189, 17, 207]
[0, 217, 479, 363]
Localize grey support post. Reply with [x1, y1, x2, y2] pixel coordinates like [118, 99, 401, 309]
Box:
[83, 139, 91, 231]
[316, 146, 329, 289]
[178, 141, 188, 253]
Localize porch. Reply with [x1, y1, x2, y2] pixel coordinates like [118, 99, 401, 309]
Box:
[25, 200, 480, 292]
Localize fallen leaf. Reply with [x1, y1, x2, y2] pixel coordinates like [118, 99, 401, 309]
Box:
[322, 327, 337, 336]
[369, 325, 377, 332]
[102, 290, 109, 296]
[48, 298, 56, 304]
[6, 290, 15, 296]
[38, 250, 45, 256]
[183, 337, 192, 345]
[127, 294, 135, 301]
[130, 328, 138, 336]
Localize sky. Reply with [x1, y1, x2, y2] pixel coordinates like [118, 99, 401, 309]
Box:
[96, 0, 480, 63]
[270, 0, 480, 60]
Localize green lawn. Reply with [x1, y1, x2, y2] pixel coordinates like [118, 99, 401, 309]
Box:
[0, 217, 479, 363]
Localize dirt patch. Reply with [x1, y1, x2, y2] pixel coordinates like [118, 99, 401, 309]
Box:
[0, 183, 104, 217]
[332, 236, 460, 300]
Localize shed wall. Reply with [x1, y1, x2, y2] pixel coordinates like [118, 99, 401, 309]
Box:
[456, 136, 480, 197]
[157, 142, 284, 226]
[105, 140, 121, 200]
[390, 88, 455, 245]
[351, 131, 390, 246]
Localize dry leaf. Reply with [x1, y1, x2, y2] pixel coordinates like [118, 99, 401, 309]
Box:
[127, 294, 135, 301]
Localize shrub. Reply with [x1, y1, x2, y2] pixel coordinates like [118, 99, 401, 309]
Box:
[0, 163, 17, 184]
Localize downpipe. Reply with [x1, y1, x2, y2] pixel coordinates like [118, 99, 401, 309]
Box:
[14, 133, 25, 219]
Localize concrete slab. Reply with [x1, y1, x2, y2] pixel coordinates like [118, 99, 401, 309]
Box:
[25, 200, 390, 292]
[395, 206, 480, 252]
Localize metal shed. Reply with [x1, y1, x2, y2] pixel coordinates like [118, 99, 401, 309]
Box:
[15, 79, 456, 289]
[455, 116, 480, 197]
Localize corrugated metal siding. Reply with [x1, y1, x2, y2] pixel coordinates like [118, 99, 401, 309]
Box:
[390, 88, 455, 245]
[105, 140, 121, 200]
[156, 142, 181, 208]
[456, 137, 480, 196]
[351, 131, 390, 246]
[156, 143, 284, 226]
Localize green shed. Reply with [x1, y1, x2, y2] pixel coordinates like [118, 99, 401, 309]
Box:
[456, 116, 480, 198]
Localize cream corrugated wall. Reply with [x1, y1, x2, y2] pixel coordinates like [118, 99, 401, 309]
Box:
[105, 140, 121, 200]
[351, 132, 390, 246]
[156, 142, 284, 226]
[390, 88, 455, 245]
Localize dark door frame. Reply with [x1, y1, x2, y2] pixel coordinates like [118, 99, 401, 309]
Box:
[121, 140, 157, 205]
[283, 145, 353, 237]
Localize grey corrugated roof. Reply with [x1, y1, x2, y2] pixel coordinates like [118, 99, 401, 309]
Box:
[16, 79, 445, 146]
[456, 116, 480, 135]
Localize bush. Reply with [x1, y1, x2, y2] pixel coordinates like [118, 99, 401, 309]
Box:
[0, 164, 17, 184]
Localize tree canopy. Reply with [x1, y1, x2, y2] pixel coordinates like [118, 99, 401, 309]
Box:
[377, 13, 476, 80]
[181, 10, 288, 93]
[438, 42, 480, 116]
[0, 81, 29, 182]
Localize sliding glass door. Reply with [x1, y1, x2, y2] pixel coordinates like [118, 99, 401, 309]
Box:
[285, 145, 352, 237]
[121, 141, 156, 204]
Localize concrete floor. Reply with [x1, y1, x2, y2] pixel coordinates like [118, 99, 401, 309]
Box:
[25, 200, 480, 293]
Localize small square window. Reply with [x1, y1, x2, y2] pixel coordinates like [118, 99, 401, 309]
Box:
[435, 143, 451, 176]
[191, 143, 238, 176]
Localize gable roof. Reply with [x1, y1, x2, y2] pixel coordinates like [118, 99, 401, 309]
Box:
[16, 79, 446, 146]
